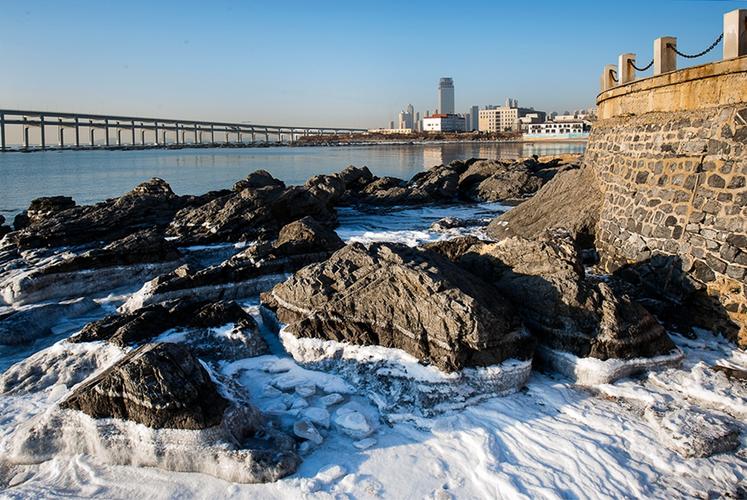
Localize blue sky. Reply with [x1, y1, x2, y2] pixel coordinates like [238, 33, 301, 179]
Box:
[0, 0, 743, 129]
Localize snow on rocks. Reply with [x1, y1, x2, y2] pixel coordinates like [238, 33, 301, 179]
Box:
[334, 403, 374, 439]
[293, 420, 324, 445]
[303, 407, 330, 428]
[644, 405, 741, 458]
[280, 328, 532, 418]
[536, 345, 684, 386]
[0, 298, 100, 346]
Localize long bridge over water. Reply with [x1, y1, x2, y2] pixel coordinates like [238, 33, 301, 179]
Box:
[0, 109, 368, 151]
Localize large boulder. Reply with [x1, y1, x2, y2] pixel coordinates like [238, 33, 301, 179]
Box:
[262, 242, 534, 372]
[60, 342, 227, 429]
[166, 171, 336, 245]
[487, 163, 602, 247]
[6, 178, 200, 250]
[457, 230, 676, 362]
[121, 217, 343, 311]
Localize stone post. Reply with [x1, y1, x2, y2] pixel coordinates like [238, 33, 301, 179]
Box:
[724, 9, 747, 60]
[618, 53, 636, 84]
[600, 64, 617, 92]
[654, 36, 677, 75]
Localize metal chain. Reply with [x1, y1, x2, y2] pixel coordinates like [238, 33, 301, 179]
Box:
[610, 68, 618, 82]
[628, 59, 654, 71]
[667, 33, 723, 59]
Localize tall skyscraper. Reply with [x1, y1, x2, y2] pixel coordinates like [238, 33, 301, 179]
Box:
[438, 77, 455, 115]
[470, 105, 479, 131]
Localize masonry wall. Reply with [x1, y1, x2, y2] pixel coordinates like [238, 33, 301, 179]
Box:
[588, 56, 747, 346]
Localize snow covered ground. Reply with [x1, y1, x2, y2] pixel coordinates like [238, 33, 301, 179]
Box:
[1, 203, 746, 499]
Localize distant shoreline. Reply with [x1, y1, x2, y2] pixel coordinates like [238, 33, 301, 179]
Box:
[0, 137, 587, 154]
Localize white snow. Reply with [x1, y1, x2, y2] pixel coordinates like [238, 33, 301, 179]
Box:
[1, 203, 746, 498]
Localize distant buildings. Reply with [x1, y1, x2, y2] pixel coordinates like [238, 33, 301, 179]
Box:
[524, 121, 588, 138]
[422, 113, 465, 132]
[478, 98, 544, 132]
[469, 105, 479, 131]
[438, 78, 455, 115]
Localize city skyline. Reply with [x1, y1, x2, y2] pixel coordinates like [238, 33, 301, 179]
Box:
[0, 0, 742, 136]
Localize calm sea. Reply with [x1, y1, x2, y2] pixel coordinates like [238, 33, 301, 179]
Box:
[0, 142, 584, 218]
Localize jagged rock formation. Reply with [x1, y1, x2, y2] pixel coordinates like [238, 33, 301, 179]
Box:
[60, 342, 227, 429]
[262, 242, 534, 372]
[4, 178, 204, 250]
[486, 163, 602, 247]
[70, 300, 265, 358]
[1, 228, 184, 306]
[454, 230, 676, 361]
[121, 216, 344, 311]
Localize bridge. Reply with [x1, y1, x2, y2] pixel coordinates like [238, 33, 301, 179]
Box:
[0, 109, 368, 151]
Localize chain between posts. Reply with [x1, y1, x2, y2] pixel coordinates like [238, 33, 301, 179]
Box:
[628, 59, 654, 71]
[668, 33, 723, 58]
[610, 68, 618, 83]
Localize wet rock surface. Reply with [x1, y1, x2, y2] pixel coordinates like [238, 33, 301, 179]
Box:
[263, 241, 534, 372]
[60, 342, 227, 429]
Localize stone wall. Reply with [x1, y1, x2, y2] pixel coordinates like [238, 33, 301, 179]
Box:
[588, 56, 747, 346]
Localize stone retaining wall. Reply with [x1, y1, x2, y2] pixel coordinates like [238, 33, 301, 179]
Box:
[589, 56, 747, 346]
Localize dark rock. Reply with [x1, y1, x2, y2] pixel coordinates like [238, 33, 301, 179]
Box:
[13, 212, 30, 231]
[424, 236, 483, 261]
[7, 178, 196, 250]
[429, 217, 491, 233]
[457, 230, 675, 360]
[26, 196, 76, 225]
[233, 170, 286, 191]
[60, 342, 228, 430]
[71, 300, 260, 348]
[123, 217, 343, 310]
[487, 164, 602, 248]
[262, 242, 534, 372]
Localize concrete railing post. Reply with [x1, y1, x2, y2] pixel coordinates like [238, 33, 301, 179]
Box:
[618, 53, 636, 84]
[600, 64, 617, 92]
[654, 36, 677, 75]
[724, 9, 747, 59]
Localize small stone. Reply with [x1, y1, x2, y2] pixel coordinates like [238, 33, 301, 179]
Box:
[293, 420, 323, 445]
[295, 384, 316, 398]
[303, 407, 331, 428]
[290, 398, 309, 410]
[320, 393, 345, 407]
[334, 405, 374, 439]
[353, 438, 377, 450]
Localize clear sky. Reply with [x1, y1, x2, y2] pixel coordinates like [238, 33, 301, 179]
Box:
[0, 0, 744, 130]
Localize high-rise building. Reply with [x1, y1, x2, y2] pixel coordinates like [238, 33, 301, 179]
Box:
[406, 104, 415, 129]
[470, 105, 479, 131]
[438, 78, 455, 115]
[388, 120, 395, 129]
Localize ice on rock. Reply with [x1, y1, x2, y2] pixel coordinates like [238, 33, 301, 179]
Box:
[315, 464, 347, 484]
[644, 405, 741, 458]
[334, 403, 374, 439]
[353, 437, 377, 450]
[290, 398, 309, 410]
[293, 420, 323, 445]
[320, 393, 345, 407]
[302, 407, 330, 428]
[295, 384, 316, 398]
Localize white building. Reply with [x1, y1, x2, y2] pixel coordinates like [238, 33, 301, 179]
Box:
[438, 78, 455, 115]
[422, 114, 465, 132]
[523, 121, 588, 138]
[479, 100, 545, 132]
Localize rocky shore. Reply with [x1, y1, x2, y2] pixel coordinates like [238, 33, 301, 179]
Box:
[0, 155, 744, 489]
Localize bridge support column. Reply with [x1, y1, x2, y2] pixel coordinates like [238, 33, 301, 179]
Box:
[117, 127, 122, 146]
[141, 129, 146, 145]
[40, 115, 46, 150]
[238, 131, 242, 144]
[154, 122, 159, 146]
[162, 129, 167, 145]
[210, 125, 215, 144]
[0, 112, 5, 151]
[23, 124, 29, 150]
[194, 125, 199, 144]
[724, 9, 747, 59]
[89, 121, 95, 147]
[265, 131, 269, 142]
[251, 131, 256, 143]
[654, 36, 677, 75]
[175, 124, 180, 145]
[75, 118, 80, 148]
[105, 119, 110, 147]
[58, 119, 64, 148]
[131, 121, 136, 145]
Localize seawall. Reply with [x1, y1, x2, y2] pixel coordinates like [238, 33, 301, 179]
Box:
[587, 56, 747, 346]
